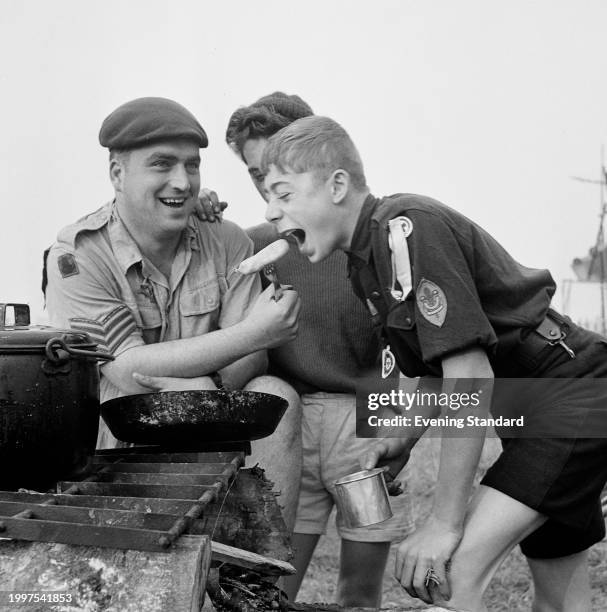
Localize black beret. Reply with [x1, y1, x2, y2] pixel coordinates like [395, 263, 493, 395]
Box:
[99, 97, 208, 150]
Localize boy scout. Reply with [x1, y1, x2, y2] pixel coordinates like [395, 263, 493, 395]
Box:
[44, 97, 302, 527]
[258, 115, 607, 611]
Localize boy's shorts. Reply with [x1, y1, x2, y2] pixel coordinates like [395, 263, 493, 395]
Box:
[294, 392, 415, 542]
[482, 323, 607, 559]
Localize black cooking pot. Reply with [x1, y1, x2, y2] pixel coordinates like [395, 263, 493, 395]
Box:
[0, 303, 114, 490]
[101, 389, 288, 446]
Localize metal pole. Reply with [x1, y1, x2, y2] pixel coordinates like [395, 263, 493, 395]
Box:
[600, 156, 606, 334]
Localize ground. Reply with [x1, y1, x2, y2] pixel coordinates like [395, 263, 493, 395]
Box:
[297, 436, 607, 611]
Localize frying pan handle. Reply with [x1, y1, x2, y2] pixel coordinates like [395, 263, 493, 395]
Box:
[0, 303, 30, 327]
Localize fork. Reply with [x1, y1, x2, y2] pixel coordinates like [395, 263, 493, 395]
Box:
[263, 263, 283, 301]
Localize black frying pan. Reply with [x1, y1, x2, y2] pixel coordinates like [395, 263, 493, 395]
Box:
[100, 390, 288, 445]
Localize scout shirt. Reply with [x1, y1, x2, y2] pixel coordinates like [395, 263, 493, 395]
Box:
[45, 202, 261, 405]
[347, 194, 556, 378]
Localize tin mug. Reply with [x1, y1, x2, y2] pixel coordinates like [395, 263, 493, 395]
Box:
[334, 468, 393, 528]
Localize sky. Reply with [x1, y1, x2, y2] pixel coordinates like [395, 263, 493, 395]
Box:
[1, 0, 607, 326]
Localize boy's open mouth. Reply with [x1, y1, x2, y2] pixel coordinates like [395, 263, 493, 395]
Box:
[281, 228, 306, 247]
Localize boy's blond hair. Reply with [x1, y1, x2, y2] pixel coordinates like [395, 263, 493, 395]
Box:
[260, 116, 367, 191]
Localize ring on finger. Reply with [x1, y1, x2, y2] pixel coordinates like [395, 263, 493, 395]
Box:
[424, 567, 441, 588]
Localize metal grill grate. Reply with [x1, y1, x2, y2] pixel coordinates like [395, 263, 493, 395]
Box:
[0, 448, 245, 553]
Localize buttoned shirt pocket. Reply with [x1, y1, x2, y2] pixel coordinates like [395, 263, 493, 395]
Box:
[180, 278, 221, 317]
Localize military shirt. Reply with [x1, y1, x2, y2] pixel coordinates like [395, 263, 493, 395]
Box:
[46, 202, 260, 403]
[347, 194, 556, 377]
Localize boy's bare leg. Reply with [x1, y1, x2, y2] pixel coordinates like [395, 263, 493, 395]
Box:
[283, 536, 391, 608]
[528, 551, 591, 612]
[283, 532, 321, 601]
[244, 375, 302, 531]
[428, 485, 546, 611]
[337, 540, 391, 608]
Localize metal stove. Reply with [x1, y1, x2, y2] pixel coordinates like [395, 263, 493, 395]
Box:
[0, 445, 248, 552]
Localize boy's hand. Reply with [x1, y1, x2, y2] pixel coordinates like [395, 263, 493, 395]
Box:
[132, 372, 218, 392]
[360, 439, 414, 495]
[194, 188, 228, 222]
[394, 516, 462, 604]
[245, 284, 301, 348]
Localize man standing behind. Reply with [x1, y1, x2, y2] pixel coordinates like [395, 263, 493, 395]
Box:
[223, 93, 414, 609]
[44, 97, 302, 527]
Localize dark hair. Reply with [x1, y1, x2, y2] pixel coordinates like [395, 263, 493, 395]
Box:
[261, 116, 367, 191]
[225, 92, 313, 157]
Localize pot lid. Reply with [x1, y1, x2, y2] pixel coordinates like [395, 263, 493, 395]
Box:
[0, 325, 97, 352]
[0, 303, 97, 352]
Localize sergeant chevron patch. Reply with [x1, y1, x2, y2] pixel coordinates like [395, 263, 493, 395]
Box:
[69, 305, 136, 353]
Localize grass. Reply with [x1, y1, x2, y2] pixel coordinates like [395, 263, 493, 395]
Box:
[297, 436, 607, 611]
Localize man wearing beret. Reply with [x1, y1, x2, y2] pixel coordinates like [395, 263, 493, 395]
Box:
[44, 97, 302, 527]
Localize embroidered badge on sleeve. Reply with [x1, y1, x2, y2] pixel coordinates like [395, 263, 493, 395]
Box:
[57, 253, 79, 278]
[416, 278, 447, 327]
[69, 305, 137, 353]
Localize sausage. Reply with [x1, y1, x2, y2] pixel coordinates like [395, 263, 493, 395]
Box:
[236, 239, 290, 274]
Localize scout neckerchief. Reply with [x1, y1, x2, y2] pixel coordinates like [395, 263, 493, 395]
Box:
[381, 216, 414, 378]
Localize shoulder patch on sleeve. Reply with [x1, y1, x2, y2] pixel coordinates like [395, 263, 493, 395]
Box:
[416, 278, 447, 327]
[57, 253, 79, 278]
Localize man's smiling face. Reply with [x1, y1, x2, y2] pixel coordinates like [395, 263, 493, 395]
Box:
[263, 163, 345, 263]
[112, 140, 201, 237]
